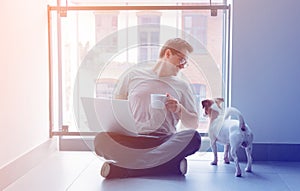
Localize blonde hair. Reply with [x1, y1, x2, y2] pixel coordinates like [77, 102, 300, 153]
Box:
[159, 38, 193, 58]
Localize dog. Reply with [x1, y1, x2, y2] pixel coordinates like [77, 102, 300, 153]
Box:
[201, 98, 253, 177]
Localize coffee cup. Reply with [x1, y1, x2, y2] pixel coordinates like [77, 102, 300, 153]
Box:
[150, 94, 167, 109]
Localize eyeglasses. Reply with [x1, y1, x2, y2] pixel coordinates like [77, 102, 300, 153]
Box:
[174, 52, 188, 69]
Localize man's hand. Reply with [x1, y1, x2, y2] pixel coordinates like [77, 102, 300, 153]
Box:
[165, 93, 181, 113]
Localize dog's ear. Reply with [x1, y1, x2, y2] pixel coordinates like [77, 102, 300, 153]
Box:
[215, 98, 224, 108]
[202, 99, 213, 108]
[215, 98, 224, 103]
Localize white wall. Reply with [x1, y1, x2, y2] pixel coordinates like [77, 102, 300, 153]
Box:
[232, 0, 300, 143]
[0, 0, 49, 168]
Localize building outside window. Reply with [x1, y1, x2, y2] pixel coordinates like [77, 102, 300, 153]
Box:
[95, 12, 119, 52]
[182, 13, 207, 55]
[137, 13, 161, 62]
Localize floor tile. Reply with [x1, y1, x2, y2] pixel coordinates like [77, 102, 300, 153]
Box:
[4, 151, 300, 191]
[4, 152, 96, 191]
[279, 173, 300, 191]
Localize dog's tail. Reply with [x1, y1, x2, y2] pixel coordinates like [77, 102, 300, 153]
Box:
[224, 107, 246, 131]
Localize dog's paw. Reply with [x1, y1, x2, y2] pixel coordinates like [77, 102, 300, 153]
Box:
[224, 158, 230, 164]
[235, 168, 242, 177]
[245, 167, 252, 172]
[235, 172, 242, 177]
[235, 173, 242, 177]
[210, 161, 218, 165]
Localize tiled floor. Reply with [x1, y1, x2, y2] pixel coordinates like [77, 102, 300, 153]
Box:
[3, 151, 300, 191]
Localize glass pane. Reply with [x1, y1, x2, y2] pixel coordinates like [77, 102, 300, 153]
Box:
[50, 5, 228, 134]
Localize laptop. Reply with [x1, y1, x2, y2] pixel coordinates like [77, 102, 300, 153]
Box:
[81, 97, 138, 136]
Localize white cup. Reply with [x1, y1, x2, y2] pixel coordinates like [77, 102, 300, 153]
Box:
[151, 94, 167, 109]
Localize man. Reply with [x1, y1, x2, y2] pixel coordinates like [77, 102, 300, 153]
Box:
[94, 38, 201, 179]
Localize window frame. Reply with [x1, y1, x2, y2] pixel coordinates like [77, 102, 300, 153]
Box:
[47, 4, 232, 150]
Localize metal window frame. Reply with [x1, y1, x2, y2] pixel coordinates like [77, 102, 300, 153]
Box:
[47, 4, 231, 141]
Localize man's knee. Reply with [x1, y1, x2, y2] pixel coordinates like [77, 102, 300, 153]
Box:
[191, 131, 201, 151]
[183, 130, 201, 153]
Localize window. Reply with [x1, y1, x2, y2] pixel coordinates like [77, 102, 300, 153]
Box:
[137, 13, 161, 62]
[48, 1, 231, 150]
[182, 13, 207, 54]
[95, 12, 118, 52]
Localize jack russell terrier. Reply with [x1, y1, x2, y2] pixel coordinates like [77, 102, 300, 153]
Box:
[201, 98, 253, 177]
